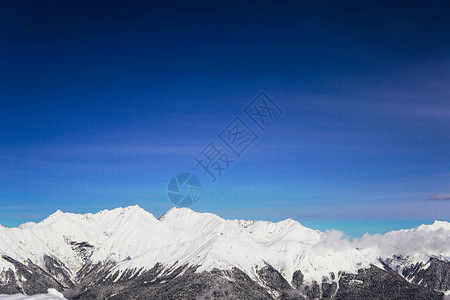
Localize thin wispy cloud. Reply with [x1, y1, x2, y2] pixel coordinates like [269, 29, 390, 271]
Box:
[3, 144, 201, 156]
[426, 193, 450, 201]
[376, 102, 450, 120]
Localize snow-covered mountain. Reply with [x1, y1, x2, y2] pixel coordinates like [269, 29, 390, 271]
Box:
[0, 206, 449, 299]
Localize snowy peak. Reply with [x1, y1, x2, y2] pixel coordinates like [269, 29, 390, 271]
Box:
[34, 205, 159, 229]
[159, 207, 222, 223]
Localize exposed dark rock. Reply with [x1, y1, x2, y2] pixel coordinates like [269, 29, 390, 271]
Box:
[43, 255, 75, 289]
[404, 258, 450, 292]
[321, 281, 337, 300]
[304, 281, 320, 300]
[1, 254, 449, 299]
[333, 264, 444, 300]
[0, 269, 21, 294]
[1, 255, 68, 295]
[73, 266, 274, 300]
[291, 270, 304, 289]
[257, 265, 292, 292]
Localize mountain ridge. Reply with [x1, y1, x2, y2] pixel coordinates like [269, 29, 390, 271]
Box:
[0, 206, 449, 299]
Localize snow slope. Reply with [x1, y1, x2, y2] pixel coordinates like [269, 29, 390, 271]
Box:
[0, 206, 449, 284]
[0, 289, 66, 299]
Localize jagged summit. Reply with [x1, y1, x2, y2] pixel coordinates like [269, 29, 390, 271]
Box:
[158, 206, 196, 221]
[26, 205, 450, 236]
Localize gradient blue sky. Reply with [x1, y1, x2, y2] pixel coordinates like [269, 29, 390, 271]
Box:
[0, 1, 449, 236]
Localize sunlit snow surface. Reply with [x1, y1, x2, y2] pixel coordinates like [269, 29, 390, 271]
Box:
[0, 206, 449, 284]
[0, 289, 66, 299]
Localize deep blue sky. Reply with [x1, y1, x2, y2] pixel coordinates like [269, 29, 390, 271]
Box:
[0, 0, 449, 236]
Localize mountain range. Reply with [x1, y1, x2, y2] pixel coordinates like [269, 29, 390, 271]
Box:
[0, 206, 449, 299]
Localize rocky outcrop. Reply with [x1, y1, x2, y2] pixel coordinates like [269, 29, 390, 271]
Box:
[0, 254, 448, 299]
